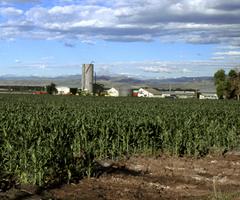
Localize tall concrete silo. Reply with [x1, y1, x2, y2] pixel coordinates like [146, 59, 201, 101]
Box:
[82, 64, 94, 93]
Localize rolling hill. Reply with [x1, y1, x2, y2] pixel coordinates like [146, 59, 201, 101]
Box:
[0, 75, 215, 92]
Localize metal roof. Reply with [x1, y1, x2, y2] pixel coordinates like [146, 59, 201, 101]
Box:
[141, 88, 162, 95]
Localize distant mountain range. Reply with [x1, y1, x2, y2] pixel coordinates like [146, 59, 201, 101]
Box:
[0, 75, 215, 92]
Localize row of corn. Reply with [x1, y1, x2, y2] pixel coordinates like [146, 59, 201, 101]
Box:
[0, 94, 240, 186]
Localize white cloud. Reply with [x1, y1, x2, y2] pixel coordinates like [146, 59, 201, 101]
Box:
[0, 0, 240, 45]
[96, 59, 240, 77]
[143, 66, 175, 74]
[214, 51, 240, 56]
[81, 40, 95, 45]
[217, 45, 240, 50]
[142, 64, 191, 74]
[15, 59, 21, 63]
[8, 58, 240, 77]
[0, 7, 23, 17]
[211, 56, 225, 60]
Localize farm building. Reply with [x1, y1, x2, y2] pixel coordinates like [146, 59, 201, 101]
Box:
[106, 88, 119, 97]
[132, 89, 139, 97]
[159, 91, 172, 98]
[56, 86, 70, 95]
[137, 88, 197, 98]
[138, 88, 162, 97]
[159, 89, 197, 99]
[199, 92, 218, 100]
[135, 88, 198, 98]
[174, 90, 196, 99]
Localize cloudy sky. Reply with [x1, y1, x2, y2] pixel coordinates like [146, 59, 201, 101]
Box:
[0, 0, 240, 78]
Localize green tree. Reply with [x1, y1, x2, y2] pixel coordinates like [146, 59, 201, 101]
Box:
[216, 81, 226, 99]
[232, 72, 240, 100]
[214, 69, 240, 100]
[228, 69, 238, 79]
[214, 69, 226, 99]
[46, 83, 57, 95]
[93, 83, 105, 96]
[223, 79, 232, 99]
[214, 69, 226, 85]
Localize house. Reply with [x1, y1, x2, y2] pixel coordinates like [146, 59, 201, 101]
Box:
[106, 88, 119, 97]
[56, 86, 70, 95]
[138, 88, 162, 97]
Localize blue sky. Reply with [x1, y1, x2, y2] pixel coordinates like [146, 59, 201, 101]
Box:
[0, 0, 240, 78]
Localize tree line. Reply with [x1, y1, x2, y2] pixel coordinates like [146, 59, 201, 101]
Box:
[214, 69, 240, 100]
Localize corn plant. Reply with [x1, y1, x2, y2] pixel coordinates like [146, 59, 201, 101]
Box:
[0, 94, 240, 186]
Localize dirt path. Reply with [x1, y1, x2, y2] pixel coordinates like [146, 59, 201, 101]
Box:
[1, 152, 240, 200]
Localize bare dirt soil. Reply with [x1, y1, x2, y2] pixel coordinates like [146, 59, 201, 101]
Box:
[1, 152, 240, 200]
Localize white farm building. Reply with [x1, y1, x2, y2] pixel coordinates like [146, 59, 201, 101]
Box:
[106, 88, 119, 97]
[56, 86, 70, 95]
[137, 88, 197, 98]
[199, 93, 218, 100]
[138, 88, 162, 97]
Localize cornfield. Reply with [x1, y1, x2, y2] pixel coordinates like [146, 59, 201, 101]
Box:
[0, 94, 240, 186]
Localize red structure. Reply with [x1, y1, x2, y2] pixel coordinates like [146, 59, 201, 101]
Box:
[132, 89, 139, 97]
